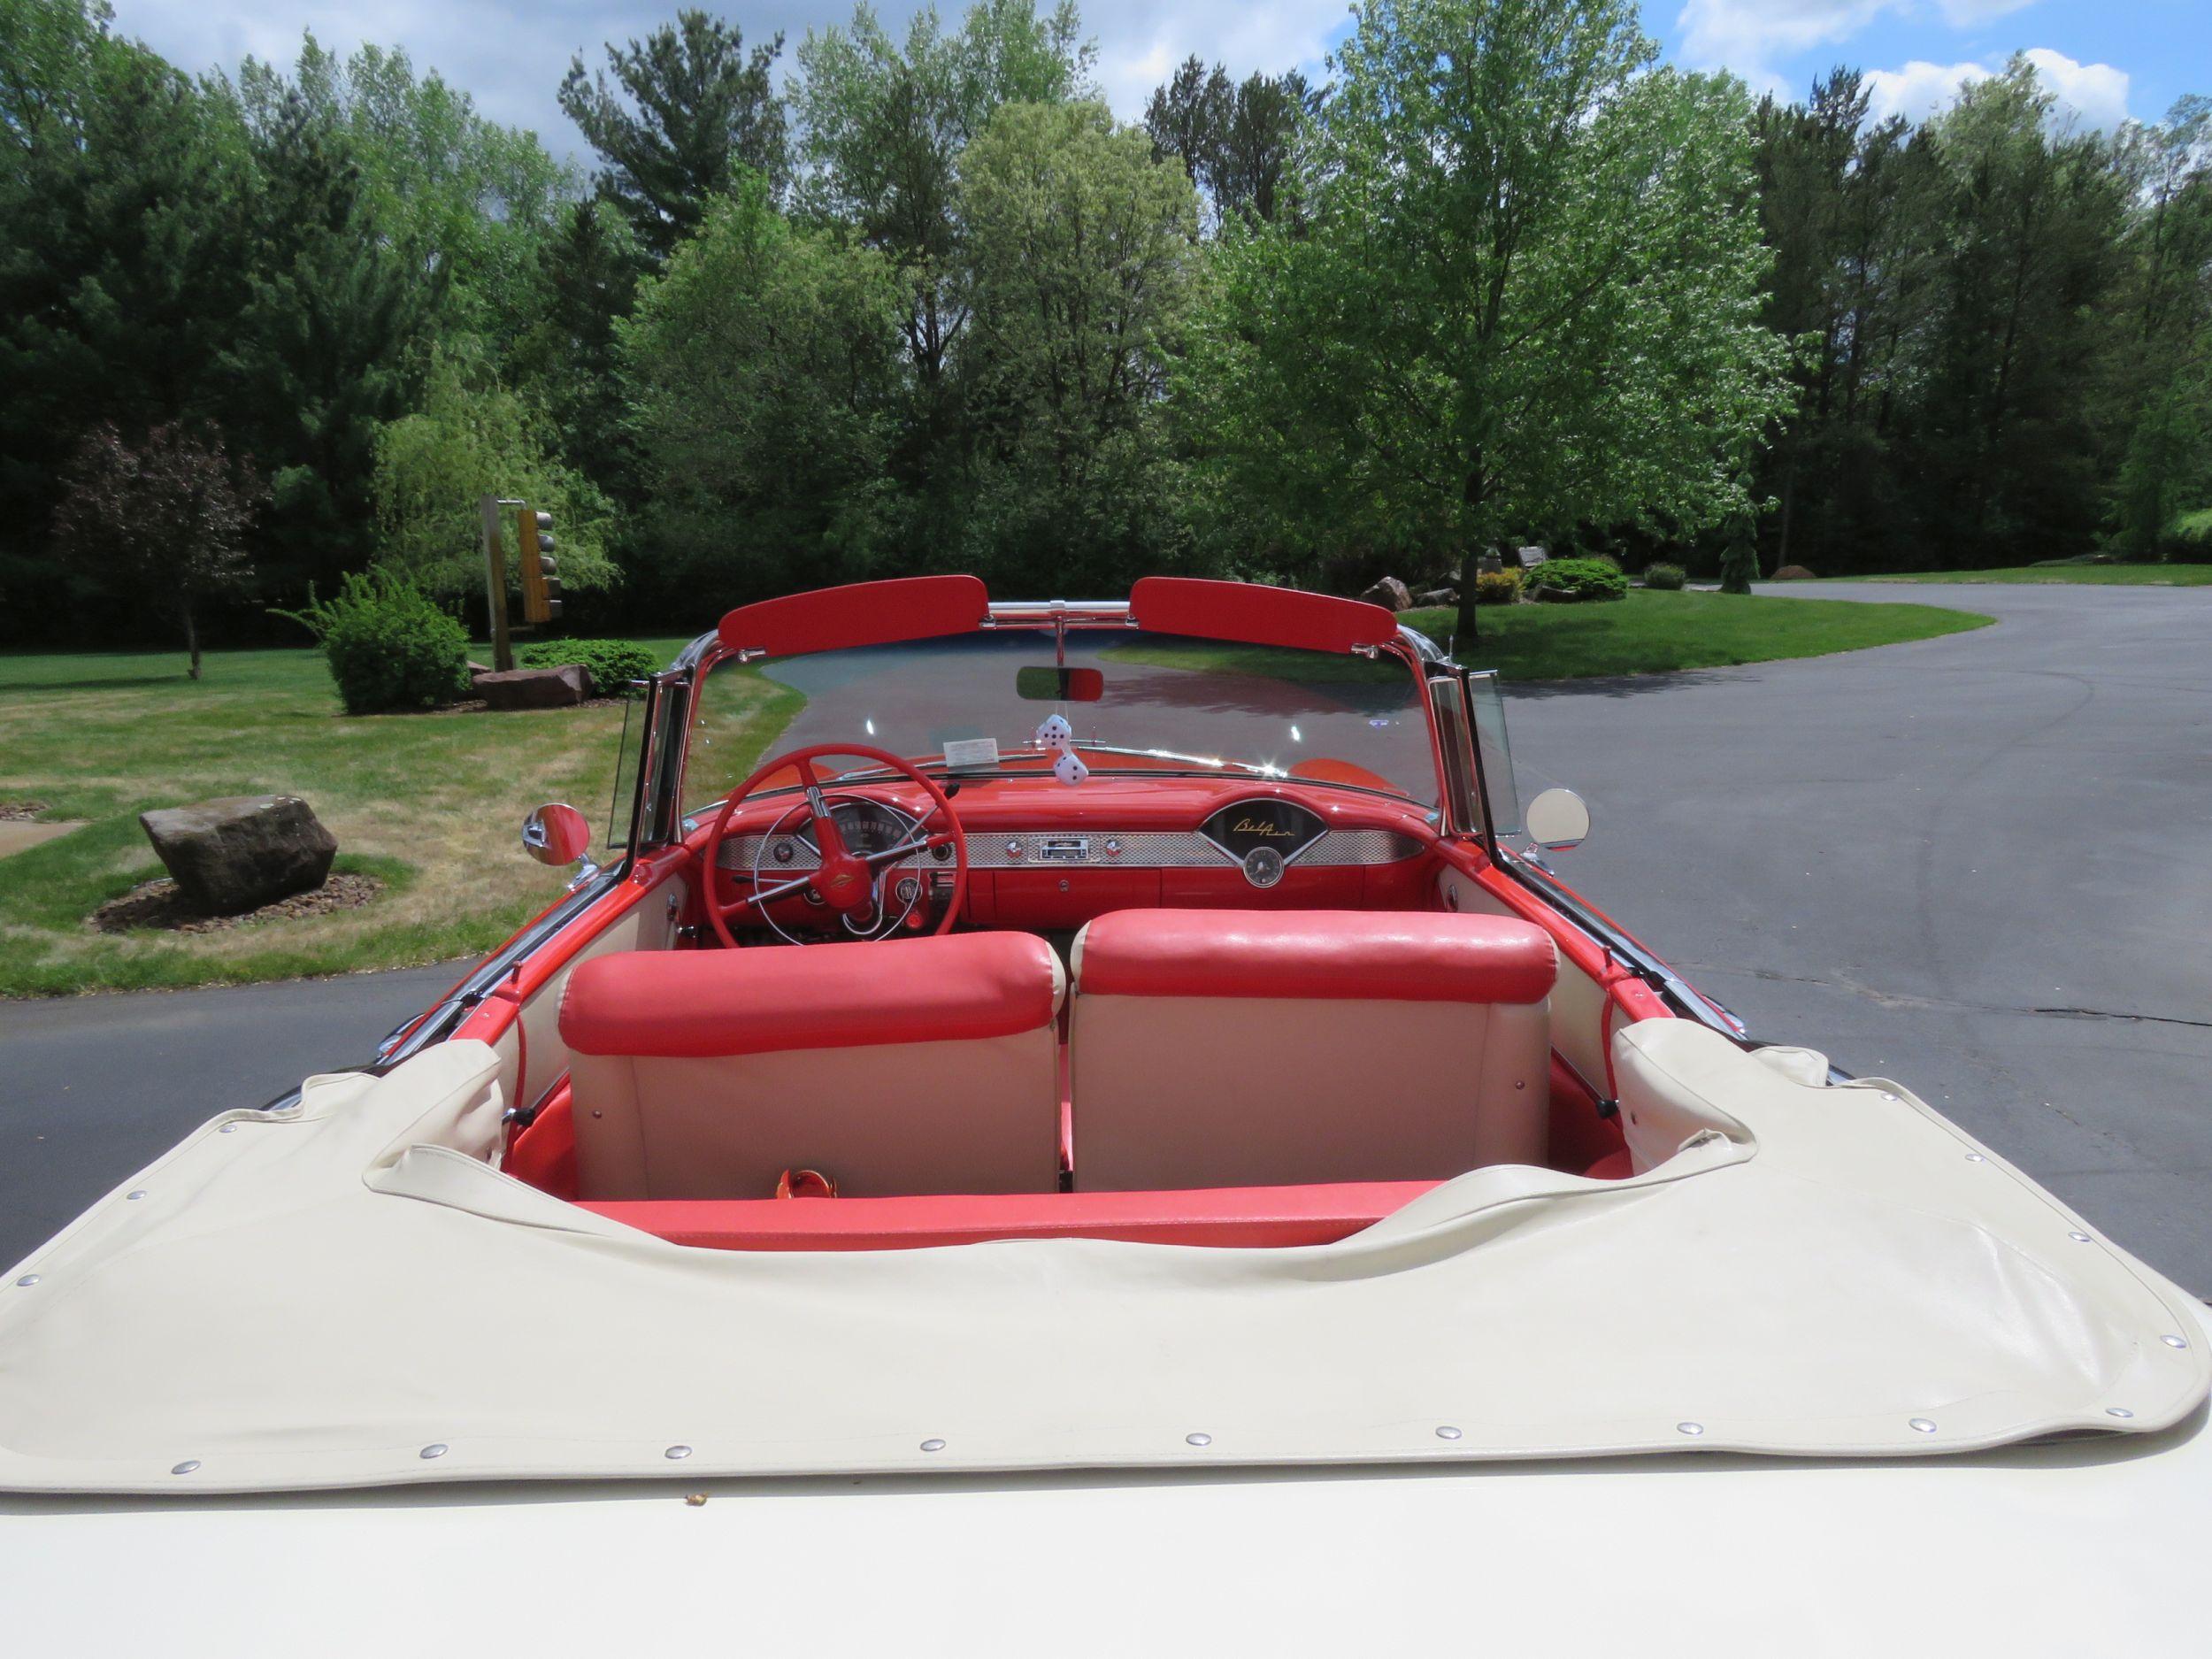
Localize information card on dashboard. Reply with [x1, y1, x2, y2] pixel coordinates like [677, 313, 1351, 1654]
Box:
[941, 737, 1000, 772]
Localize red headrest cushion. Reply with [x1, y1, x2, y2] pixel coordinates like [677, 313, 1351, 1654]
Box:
[1074, 910, 1556, 1005]
[561, 932, 1063, 1059]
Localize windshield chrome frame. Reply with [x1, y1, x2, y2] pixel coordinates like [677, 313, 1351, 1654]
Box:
[654, 602, 1448, 851]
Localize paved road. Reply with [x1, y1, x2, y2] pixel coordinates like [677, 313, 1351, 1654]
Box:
[4, 580, 2208, 1289]
[0, 963, 465, 1271]
[1508, 581, 2212, 1289]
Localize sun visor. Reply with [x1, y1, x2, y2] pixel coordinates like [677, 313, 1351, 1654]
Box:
[1130, 577, 1399, 654]
[718, 576, 990, 657]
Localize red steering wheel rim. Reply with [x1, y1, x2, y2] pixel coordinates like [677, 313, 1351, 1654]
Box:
[700, 741, 969, 948]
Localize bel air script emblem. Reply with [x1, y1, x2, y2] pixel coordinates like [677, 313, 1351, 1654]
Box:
[1232, 817, 1297, 839]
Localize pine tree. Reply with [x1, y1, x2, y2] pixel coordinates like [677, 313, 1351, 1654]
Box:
[219, 92, 431, 600]
[559, 12, 788, 261]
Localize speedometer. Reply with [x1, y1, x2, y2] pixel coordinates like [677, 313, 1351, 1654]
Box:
[800, 801, 915, 860]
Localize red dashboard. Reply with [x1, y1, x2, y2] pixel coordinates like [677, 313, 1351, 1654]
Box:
[695, 774, 1446, 935]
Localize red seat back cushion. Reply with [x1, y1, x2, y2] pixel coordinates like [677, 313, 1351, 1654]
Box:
[560, 931, 1062, 1059]
[1075, 909, 1556, 1004]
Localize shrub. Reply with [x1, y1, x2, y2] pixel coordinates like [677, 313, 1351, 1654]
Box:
[1642, 561, 1686, 591]
[1529, 557, 1629, 603]
[518, 639, 660, 697]
[2165, 510, 2212, 564]
[1472, 568, 1524, 606]
[279, 571, 471, 715]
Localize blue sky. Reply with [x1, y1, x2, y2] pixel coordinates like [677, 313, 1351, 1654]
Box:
[110, 0, 2207, 163]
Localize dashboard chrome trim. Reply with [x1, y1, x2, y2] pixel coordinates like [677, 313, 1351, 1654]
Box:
[718, 826, 1424, 874]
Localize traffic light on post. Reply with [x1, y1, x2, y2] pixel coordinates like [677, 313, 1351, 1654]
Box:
[518, 506, 561, 626]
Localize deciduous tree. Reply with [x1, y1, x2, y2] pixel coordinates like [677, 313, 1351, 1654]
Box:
[618, 173, 905, 600]
[955, 100, 1200, 589]
[1183, 0, 1792, 636]
[50, 421, 265, 677]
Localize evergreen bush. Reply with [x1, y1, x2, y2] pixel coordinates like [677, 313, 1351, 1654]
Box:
[279, 571, 471, 714]
[1642, 561, 1687, 590]
[1529, 557, 1629, 603]
[518, 639, 660, 696]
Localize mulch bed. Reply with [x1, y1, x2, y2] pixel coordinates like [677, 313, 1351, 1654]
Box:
[0, 801, 50, 821]
[89, 872, 384, 936]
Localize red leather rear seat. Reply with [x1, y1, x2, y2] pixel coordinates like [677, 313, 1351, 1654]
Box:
[1071, 909, 1558, 1190]
[560, 933, 1065, 1199]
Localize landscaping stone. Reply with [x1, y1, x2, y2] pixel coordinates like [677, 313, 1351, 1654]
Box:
[1771, 565, 1816, 581]
[466, 660, 494, 678]
[1517, 546, 1548, 568]
[138, 795, 337, 915]
[474, 664, 592, 709]
[1360, 576, 1414, 611]
[1413, 587, 1458, 607]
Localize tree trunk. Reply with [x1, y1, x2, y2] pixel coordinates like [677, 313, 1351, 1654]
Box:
[1454, 460, 1489, 648]
[183, 603, 202, 682]
[1454, 543, 1481, 649]
[1775, 446, 1797, 576]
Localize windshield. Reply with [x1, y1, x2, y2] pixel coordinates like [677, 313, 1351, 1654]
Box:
[682, 628, 1440, 815]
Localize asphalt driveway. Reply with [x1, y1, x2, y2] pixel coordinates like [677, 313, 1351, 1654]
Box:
[1509, 580, 2212, 1289]
[4, 579, 2208, 1288]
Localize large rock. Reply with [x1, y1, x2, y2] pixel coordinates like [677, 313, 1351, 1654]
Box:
[1771, 565, 1816, 581]
[1359, 576, 1414, 611]
[1412, 587, 1458, 607]
[474, 664, 592, 709]
[138, 795, 336, 915]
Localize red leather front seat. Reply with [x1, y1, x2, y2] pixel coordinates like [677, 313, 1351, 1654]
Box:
[560, 933, 1064, 1200]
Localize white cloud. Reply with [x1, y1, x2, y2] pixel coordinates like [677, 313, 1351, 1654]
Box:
[2019, 46, 2130, 131]
[1861, 57, 1984, 124]
[1677, 0, 1889, 75]
[1863, 46, 2130, 130]
[1676, 0, 2042, 94]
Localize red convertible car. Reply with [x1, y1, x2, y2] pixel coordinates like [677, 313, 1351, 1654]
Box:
[4, 575, 2207, 1653]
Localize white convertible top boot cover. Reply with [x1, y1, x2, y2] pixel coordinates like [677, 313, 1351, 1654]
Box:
[0, 1024, 2202, 1494]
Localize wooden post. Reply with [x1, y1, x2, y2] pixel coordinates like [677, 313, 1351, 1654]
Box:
[480, 492, 513, 672]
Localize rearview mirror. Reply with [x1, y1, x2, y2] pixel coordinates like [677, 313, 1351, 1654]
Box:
[1523, 787, 1590, 852]
[1016, 665, 1105, 703]
[522, 803, 592, 867]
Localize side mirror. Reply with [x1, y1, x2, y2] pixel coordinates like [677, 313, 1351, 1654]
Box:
[1016, 665, 1105, 703]
[522, 803, 593, 867]
[1523, 787, 1590, 852]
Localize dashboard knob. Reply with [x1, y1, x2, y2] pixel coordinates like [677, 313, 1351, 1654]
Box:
[1104, 838, 1122, 857]
[1005, 840, 1025, 860]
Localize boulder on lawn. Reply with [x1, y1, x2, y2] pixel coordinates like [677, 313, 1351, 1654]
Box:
[1413, 587, 1458, 607]
[474, 664, 592, 709]
[138, 795, 337, 915]
[1359, 576, 1414, 611]
[1771, 565, 1816, 581]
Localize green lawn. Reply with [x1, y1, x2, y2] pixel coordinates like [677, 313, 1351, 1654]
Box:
[0, 643, 800, 996]
[1842, 565, 2212, 586]
[1401, 589, 1991, 680]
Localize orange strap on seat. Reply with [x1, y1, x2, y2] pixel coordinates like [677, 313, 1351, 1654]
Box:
[774, 1168, 839, 1199]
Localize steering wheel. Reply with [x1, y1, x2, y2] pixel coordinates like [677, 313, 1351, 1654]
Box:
[700, 742, 968, 948]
